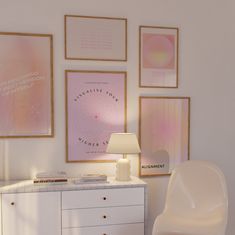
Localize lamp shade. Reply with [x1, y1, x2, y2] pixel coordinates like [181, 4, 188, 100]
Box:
[106, 133, 141, 154]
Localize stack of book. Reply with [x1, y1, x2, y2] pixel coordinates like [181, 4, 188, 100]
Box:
[73, 174, 108, 184]
[33, 171, 68, 184]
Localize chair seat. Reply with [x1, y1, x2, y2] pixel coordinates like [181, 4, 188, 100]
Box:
[153, 211, 225, 235]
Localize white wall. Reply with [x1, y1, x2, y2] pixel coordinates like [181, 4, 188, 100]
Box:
[0, 0, 235, 234]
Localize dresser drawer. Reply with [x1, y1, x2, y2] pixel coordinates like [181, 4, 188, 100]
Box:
[62, 187, 144, 209]
[62, 205, 144, 228]
[62, 223, 144, 235]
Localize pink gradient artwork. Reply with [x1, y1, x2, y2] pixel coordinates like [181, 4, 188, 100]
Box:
[66, 71, 126, 162]
[140, 26, 178, 88]
[143, 34, 175, 69]
[0, 33, 53, 137]
[139, 97, 190, 176]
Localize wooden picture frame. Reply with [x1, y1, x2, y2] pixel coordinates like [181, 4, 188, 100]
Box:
[0, 32, 54, 138]
[139, 26, 179, 88]
[139, 96, 190, 176]
[64, 15, 127, 61]
[65, 70, 127, 162]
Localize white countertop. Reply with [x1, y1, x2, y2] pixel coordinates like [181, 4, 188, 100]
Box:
[0, 176, 147, 194]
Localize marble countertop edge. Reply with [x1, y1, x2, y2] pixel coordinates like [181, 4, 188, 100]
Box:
[0, 176, 147, 194]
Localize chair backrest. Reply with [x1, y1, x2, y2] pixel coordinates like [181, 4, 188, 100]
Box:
[164, 160, 228, 219]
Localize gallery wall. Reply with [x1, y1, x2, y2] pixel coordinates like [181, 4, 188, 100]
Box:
[0, 0, 235, 234]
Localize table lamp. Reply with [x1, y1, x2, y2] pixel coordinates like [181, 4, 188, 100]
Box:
[106, 133, 141, 181]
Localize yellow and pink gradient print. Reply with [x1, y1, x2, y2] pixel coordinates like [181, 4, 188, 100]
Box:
[143, 33, 175, 69]
[140, 98, 189, 175]
[0, 34, 52, 136]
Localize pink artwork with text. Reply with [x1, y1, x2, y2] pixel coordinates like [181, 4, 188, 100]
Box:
[140, 98, 189, 175]
[66, 71, 126, 162]
[0, 34, 53, 137]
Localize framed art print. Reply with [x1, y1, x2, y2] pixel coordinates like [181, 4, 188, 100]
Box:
[139, 97, 190, 176]
[65, 70, 127, 162]
[0, 32, 54, 138]
[139, 26, 178, 88]
[64, 15, 127, 61]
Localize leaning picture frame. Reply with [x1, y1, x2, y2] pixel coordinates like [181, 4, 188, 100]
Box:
[65, 70, 127, 162]
[139, 26, 179, 88]
[139, 96, 190, 176]
[0, 32, 54, 138]
[64, 15, 127, 61]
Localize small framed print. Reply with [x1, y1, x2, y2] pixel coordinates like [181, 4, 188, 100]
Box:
[0, 32, 54, 138]
[139, 97, 190, 176]
[64, 15, 127, 61]
[65, 70, 127, 162]
[139, 26, 179, 88]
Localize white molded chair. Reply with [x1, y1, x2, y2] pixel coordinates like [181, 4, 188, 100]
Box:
[152, 160, 228, 235]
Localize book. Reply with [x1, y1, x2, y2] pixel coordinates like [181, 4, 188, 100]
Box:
[73, 174, 108, 184]
[36, 171, 67, 179]
[80, 174, 107, 181]
[33, 178, 68, 184]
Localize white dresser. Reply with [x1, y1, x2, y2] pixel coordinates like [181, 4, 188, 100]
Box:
[1, 192, 61, 235]
[62, 187, 145, 235]
[0, 177, 147, 235]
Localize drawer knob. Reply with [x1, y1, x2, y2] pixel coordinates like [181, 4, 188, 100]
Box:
[103, 197, 107, 200]
[103, 215, 107, 219]
[11, 202, 15, 206]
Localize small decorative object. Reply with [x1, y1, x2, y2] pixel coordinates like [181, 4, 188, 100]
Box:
[0, 32, 54, 138]
[139, 97, 190, 176]
[65, 15, 127, 61]
[139, 26, 178, 88]
[106, 133, 141, 181]
[65, 70, 127, 162]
